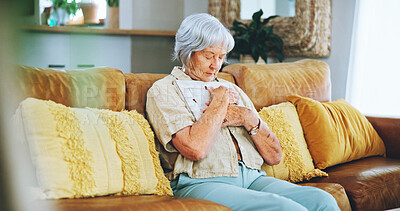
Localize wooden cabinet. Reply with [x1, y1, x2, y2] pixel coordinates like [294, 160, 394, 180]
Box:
[18, 31, 131, 73]
[69, 34, 131, 72]
[18, 32, 71, 69]
[18, 25, 177, 73]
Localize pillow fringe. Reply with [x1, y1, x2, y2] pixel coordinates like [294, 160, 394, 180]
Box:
[304, 169, 329, 181]
[123, 110, 173, 196]
[94, 109, 141, 195]
[47, 101, 96, 198]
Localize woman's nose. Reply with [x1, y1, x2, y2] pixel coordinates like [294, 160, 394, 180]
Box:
[210, 57, 222, 69]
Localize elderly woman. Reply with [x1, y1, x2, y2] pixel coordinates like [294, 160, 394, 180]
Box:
[146, 13, 339, 211]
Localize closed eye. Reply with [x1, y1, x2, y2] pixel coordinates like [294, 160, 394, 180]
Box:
[204, 54, 213, 60]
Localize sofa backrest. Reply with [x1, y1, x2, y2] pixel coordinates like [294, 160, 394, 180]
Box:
[15, 59, 331, 114]
[222, 59, 331, 111]
[124, 72, 235, 115]
[15, 66, 126, 111]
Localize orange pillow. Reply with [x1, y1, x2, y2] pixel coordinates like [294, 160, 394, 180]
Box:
[287, 95, 386, 169]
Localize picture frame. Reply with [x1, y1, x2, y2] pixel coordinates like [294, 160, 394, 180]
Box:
[208, 0, 332, 57]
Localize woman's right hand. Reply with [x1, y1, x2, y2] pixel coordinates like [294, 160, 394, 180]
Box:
[207, 86, 239, 105]
[173, 86, 233, 161]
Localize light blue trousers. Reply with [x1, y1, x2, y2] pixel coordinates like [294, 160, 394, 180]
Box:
[171, 162, 340, 211]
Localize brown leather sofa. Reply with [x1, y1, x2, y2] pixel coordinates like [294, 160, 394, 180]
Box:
[16, 59, 400, 211]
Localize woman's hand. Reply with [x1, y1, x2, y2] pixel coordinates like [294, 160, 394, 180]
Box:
[172, 85, 232, 161]
[201, 86, 282, 165]
[221, 105, 258, 129]
[227, 88, 240, 105]
[221, 105, 246, 127]
[207, 86, 239, 105]
[222, 105, 282, 165]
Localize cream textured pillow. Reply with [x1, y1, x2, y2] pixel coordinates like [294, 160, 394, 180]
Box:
[14, 98, 172, 199]
[259, 102, 327, 182]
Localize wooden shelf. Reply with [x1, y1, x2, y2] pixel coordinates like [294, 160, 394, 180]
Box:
[22, 25, 176, 37]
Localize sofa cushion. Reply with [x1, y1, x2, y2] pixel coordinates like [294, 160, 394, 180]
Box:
[306, 157, 400, 211]
[217, 72, 236, 84]
[299, 183, 351, 211]
[367, 116, 400, 159]
[125, 73, 167, 115]
[287, 95, 386, 169]
[259, 102, 327, 182]
[124, 72, 235, 115]
[222, 59, 331, 111]
[32, 195, 232, 211]
[15, 66, 126, 111]
[14, 98, 172, 199]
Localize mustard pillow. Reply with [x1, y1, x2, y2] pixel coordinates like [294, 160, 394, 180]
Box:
[259, 102, 327, 183]
[287, 95, 386, 169]
[14, 98, 172, 199]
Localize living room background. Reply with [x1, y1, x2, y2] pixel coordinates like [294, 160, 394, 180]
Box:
[108, 0, 356, 102]
[2, 1, 400, 210]
[20, 0, 356, 101]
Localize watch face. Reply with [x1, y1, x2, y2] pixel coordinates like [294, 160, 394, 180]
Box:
[249, 127, 259, 135]
[248, 119, 261, 135]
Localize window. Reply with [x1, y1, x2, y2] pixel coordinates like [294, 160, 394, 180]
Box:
[346, 0, 400, 117]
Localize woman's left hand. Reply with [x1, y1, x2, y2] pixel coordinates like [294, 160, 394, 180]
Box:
[221, 105, 257, 128]
[222, 105, 282, 165]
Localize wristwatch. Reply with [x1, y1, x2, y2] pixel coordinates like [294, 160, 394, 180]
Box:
[248, 118, 261, 136]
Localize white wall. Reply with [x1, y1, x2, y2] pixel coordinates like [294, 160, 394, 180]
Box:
[123, 0, 208, 73]
[120, 0, 208, 30]
[184, 0, 208, 17]
[273, 0, 357, 100]
[318, 0, 356, 100]
[120, 0, 184, 31]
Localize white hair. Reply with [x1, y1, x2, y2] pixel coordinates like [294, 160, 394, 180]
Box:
[173, 13, 235, 68]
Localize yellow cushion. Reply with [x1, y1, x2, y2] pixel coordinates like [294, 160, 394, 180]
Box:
[259, 102, 327, 182]
[14, 98, 172, 199]
[287, 95, 386, 169]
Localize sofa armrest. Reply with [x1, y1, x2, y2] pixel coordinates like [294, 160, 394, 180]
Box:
[366, 116, 400, 159]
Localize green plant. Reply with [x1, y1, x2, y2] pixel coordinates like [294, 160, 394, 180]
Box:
[50, 0, 79, 15]
[106, 0, 119, 7]
[230, 9, 284, 63]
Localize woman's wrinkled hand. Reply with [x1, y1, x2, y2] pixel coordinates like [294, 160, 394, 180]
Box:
[221, 105, 250, 127]
[207, 86, 239, 105]
[207, 86, 228, 103]
[227, 88, 240, 105]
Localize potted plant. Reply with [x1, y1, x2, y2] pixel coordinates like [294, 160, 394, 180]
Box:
[105, 0, 119, 28]
[48, 0, 79, 26]
[106, 0, 119, 7]
[230, 9, 284, 63]
[79, 0, 100, 24]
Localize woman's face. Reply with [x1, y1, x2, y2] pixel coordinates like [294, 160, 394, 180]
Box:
[185, 46, 227, 82]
